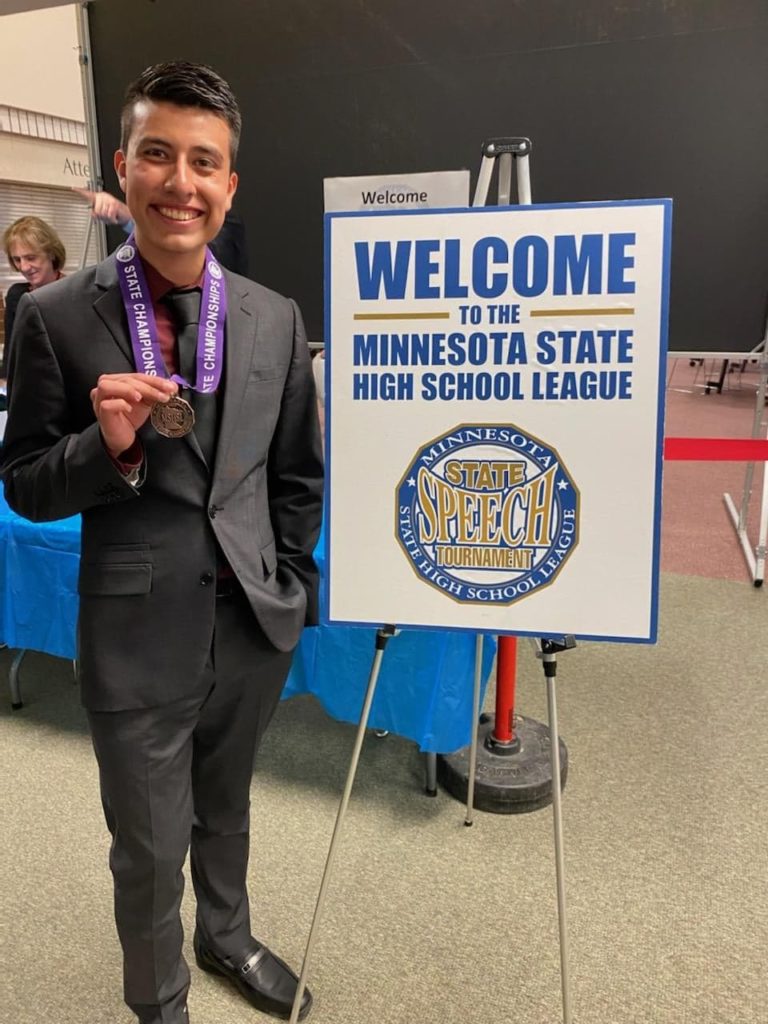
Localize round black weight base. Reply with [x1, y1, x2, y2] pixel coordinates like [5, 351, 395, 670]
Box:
[436, 715, 567, 814]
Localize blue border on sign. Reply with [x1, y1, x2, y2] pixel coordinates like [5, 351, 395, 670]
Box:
[322, 199, 673, 643]
[322, 216, 333, 626]
[647, 199, 673, 644]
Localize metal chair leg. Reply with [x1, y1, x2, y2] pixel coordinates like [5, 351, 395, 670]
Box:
[425, 752, 437, 796]
[10, 649, 27, 710]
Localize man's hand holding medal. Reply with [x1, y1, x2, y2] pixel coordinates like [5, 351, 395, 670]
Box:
[91, 372, 178, 459]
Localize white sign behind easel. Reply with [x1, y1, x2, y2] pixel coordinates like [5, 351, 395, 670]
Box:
[325, 201, 671, 642]
[324, 170, 469, 213]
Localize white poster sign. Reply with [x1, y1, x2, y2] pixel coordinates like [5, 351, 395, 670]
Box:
[324, 170, 469, 213]
[324, 201, 671, 642]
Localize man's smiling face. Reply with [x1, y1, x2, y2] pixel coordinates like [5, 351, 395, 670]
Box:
[114, 99, 238, 269]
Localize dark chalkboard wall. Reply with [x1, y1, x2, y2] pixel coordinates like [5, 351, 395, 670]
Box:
[88, 0, 768, 350]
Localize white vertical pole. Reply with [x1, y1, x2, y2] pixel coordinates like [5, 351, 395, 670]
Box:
[76, 3, 107, 262]
[723, 318, 768, 583]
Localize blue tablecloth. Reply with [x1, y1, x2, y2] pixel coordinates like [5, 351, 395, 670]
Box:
[0, 498, 494, 752]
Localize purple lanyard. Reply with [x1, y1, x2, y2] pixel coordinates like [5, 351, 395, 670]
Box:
[115, 234, 227, 393]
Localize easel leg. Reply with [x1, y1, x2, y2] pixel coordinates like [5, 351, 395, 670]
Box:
[543, 650, 573, 1024]
[289, 625, 398, 1024]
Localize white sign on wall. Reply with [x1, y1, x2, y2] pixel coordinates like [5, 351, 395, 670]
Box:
[0, 135, 91, 189]
[324, 201, 671, 642]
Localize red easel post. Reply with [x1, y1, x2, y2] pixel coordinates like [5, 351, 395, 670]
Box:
[492, 635, 518, 748]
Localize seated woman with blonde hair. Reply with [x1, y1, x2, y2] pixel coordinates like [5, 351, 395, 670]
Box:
[2, 215, 66, 380]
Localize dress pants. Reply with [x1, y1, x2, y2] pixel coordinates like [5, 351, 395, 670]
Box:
[88, 589, 294, 1024]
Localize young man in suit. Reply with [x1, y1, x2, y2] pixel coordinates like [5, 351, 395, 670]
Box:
[1, 62, 323, 1024]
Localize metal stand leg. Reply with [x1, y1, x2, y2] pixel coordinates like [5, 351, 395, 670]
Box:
[543, 648, 572, 1024]
[529, 635, 576, 1023]
[724, 416, 768, 586]
[464, 635, 484, 826]
[705, 358, 729, 394]
[10, 649, 27, 710]
[754, 463, 768, 586]
[424, 752, 437, 796]
[723, 329, 768, 584]
[289, 625, 398, 1024]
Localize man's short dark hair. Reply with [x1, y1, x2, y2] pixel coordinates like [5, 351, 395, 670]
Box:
[120, 61, 242, 164]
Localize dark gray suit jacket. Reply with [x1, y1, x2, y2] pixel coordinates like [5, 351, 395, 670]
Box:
[0, 256, 323, 711]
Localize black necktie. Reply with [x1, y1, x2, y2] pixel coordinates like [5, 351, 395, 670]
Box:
[162, 288, 218, 467]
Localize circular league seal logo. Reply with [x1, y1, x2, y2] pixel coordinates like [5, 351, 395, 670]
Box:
[396, 424, 579, 605]
[115, 244, 135, 263]
[207, 259, 223, 279]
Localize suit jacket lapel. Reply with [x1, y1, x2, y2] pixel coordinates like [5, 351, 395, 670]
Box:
[93, 258, 134, 365]
[214, 272, 259, 477]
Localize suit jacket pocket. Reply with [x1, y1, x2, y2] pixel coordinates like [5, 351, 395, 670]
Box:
[79, 562, 153, 596]
[248, 365, 285, 383]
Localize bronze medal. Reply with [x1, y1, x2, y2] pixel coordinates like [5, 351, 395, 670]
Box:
[151, 395, 195, 438]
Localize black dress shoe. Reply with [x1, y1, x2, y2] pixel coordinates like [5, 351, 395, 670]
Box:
[193, 932, 312, 1021]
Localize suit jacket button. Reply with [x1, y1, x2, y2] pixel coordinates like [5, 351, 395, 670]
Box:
[199, 572, 214, 586]
[208, 504, 217, 518]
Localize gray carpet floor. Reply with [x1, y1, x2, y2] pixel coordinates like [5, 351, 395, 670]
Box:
[1, 571, 766, 1024]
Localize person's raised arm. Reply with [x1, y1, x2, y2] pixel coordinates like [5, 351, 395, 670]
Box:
[73, 187, 132, 229]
